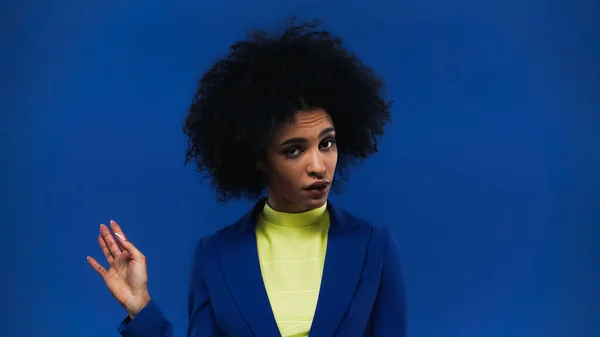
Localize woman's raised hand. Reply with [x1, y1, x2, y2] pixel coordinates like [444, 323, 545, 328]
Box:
[87, 220, 151, 319]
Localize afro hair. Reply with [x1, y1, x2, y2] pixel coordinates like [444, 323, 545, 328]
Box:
[183, 18, 393, 203]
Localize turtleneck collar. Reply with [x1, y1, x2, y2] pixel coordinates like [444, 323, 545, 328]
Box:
[261, 201, 328, 228]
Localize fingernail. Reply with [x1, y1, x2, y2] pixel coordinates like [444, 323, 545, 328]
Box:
[110, 220, 116, 225]
[100, 223, 105, 228]
[115, 232, 125, 241]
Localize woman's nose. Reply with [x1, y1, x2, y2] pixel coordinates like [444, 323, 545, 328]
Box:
[307, 152, 326, 176]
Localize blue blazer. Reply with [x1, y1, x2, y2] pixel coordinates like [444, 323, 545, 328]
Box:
[118, 199, 407, 337]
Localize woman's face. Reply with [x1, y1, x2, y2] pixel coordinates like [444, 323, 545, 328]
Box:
[262, 108, 338, 213]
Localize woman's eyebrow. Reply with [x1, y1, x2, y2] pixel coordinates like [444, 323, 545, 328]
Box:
[279, 127, 335, 146]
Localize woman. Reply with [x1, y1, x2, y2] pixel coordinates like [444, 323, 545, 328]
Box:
[88, 19, 407, 337]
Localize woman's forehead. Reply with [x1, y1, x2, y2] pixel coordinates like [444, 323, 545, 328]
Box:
[275, 109, 334, 135]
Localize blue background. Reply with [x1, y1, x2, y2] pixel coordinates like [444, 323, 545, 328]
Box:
[2, 0, 598, 336]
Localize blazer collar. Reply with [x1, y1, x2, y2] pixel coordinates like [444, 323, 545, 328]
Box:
[216, 198, 370, 336]
[232, 198, 361, 235]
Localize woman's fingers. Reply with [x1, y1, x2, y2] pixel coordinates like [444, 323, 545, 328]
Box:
[100, 223, 122, 258]
[87, 256, 108, 277]
[109, 220, 128, 241]
[98, 234, 114, 263]
[91, 220, 143, 279]
[109, 220, 143, 261]
[116, 234, 142, 260]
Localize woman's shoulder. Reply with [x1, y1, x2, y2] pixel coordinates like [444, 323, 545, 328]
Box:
[190, 214, 253, 256]
[334, 206, 401, 254]
[329, 203, 396, 237]
[191, 203, 399, 254]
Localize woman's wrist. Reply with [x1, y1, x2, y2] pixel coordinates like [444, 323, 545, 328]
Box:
[125, 292, 151, 320]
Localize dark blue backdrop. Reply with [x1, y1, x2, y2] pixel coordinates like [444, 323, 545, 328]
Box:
[2, 1, 598, 336]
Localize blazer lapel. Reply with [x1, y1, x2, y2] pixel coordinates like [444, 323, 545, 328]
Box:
[215, 199, 370, 337]
[216, 200, 281, 336]
[310, 201, 371, 336]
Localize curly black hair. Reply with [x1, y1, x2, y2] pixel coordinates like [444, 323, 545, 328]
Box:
[183, 19, 393, 203]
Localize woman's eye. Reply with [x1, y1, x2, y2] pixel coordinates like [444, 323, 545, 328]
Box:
[320, 139, 336, 149]
[284, 147, 300, 157]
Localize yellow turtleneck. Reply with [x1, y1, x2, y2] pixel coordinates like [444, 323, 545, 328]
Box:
[255, 202, 330, 337]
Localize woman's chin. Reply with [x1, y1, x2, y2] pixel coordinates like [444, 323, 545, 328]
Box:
[269, 190, 329, 212]
[301, 191, 329, 208]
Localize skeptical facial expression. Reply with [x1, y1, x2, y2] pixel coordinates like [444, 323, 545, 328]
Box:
[261, 108, 338, 213]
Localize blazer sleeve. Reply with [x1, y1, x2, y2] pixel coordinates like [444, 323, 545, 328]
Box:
[370, 227, 408, 336]
[117, 238, 219, 337]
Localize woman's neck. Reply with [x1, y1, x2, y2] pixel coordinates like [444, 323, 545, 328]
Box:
[266, 195, 308, 213]
[262, 199, 328, 228]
